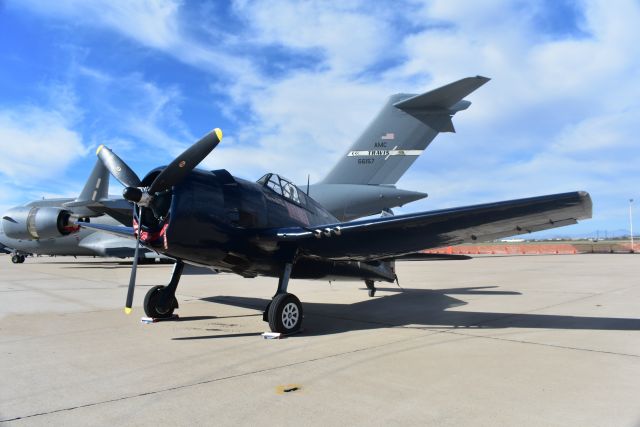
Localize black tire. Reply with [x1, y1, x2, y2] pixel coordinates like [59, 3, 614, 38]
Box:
[268, 293, 303, 334]
[262, 301, 271, 322]
[365, 280, 376, 297]
[143, 285, 178, 318]
[11, 255, 19, 264]
[18, 255, 26, 263]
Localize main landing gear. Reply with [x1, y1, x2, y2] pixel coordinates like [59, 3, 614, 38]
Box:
[143, 261, 183, 318]
[263, 263, 304, 334]
[11, 254, 26, 264]
[365, 279, 376, 297]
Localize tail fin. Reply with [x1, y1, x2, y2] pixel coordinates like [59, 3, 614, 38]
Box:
[63, 159, 110, 208]
[321, 76, 489, 185]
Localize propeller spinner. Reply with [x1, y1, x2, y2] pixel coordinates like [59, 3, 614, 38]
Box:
[96, 128, 223, 314]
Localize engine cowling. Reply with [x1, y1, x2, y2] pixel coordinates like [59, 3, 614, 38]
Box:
[2, 207, 79, 240]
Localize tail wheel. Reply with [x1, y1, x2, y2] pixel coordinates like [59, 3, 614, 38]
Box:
[268, 293, 303, 334]
[143, 285, 178, 318]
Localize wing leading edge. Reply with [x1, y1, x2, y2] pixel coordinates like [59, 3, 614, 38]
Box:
[273, 191, 592, 261]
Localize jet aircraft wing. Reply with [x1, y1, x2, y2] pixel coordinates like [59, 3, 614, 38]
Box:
[79, 223, 135, 240]
[272, 191, 592, 261]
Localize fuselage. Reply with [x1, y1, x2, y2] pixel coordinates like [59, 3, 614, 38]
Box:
[141, 169, 395, 282]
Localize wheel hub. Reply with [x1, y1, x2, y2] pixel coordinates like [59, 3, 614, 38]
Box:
[153, 290, 172, 315]
[281, 302, 299, 329]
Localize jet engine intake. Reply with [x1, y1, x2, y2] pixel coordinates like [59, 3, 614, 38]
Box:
[2, 207, 79, 240]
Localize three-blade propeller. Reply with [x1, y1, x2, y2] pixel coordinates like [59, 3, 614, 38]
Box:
[96, 128, 223, 314]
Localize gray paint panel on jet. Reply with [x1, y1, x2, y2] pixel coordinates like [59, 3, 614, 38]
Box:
[321, 95, 438, 185]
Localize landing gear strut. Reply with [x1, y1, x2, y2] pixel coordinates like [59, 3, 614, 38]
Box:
[365, 279, 376, 297]
[264, 263, 303, 334]
[143, 261, 183, 318]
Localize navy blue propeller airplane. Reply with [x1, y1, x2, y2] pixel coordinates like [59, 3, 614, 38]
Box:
[83, 127, 592, 334]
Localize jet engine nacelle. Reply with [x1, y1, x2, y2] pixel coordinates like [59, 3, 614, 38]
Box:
[2, 207, 79, 240]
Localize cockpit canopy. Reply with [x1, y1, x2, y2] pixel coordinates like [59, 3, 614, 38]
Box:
[257, 173, 305, 205]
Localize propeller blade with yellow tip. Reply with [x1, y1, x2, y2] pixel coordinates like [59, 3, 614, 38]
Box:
[148, 128, 222, 194]
[94, 128, 223, 315]
[96, 145, 142, 188]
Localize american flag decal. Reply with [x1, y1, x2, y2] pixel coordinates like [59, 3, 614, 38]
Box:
[381, 132, 395, 140]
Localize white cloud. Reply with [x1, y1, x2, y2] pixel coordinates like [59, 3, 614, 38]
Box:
[233, 0, 394, 75]
[0, 107, 85, 182]
[207, 73, 390, 181]
[72, 71, 193, 165]
[0, 121, 91, 225]
[17, 0, 260, 84]
[18, 0, 180, 49]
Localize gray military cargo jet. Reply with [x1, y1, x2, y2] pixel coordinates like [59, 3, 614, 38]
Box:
[0, 160, 158, 263]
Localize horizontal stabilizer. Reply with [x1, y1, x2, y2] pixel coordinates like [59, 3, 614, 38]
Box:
[394, 76, 490, 110]
[309, 183, 427, 222]
[394, 76, 490, 133]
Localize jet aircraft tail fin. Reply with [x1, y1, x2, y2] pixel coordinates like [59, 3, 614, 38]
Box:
[320, 76, 489, 185]
[63, 159, 110, 209]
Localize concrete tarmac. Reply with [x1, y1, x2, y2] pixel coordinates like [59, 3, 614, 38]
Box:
[1, 254, 639, 426]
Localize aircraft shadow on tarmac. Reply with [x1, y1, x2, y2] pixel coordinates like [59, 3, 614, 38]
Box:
[176, 286, 640, 338]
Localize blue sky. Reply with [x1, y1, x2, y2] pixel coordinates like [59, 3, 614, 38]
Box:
[0, 0, 639, 238]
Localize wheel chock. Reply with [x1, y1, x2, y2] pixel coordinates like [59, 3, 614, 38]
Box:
[140, 314, 179, 324]
[262, 332, 282, 339]
[261, 329, 303, 339]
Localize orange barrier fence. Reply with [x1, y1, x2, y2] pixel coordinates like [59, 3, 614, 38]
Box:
[424, 242, 636, 255]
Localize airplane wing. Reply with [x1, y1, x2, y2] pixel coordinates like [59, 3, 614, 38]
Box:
[0, 242, 12, 254]
[79, 223, 135, 240]
[84, 199, 135, 226]
[271, 191, 592, 261]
